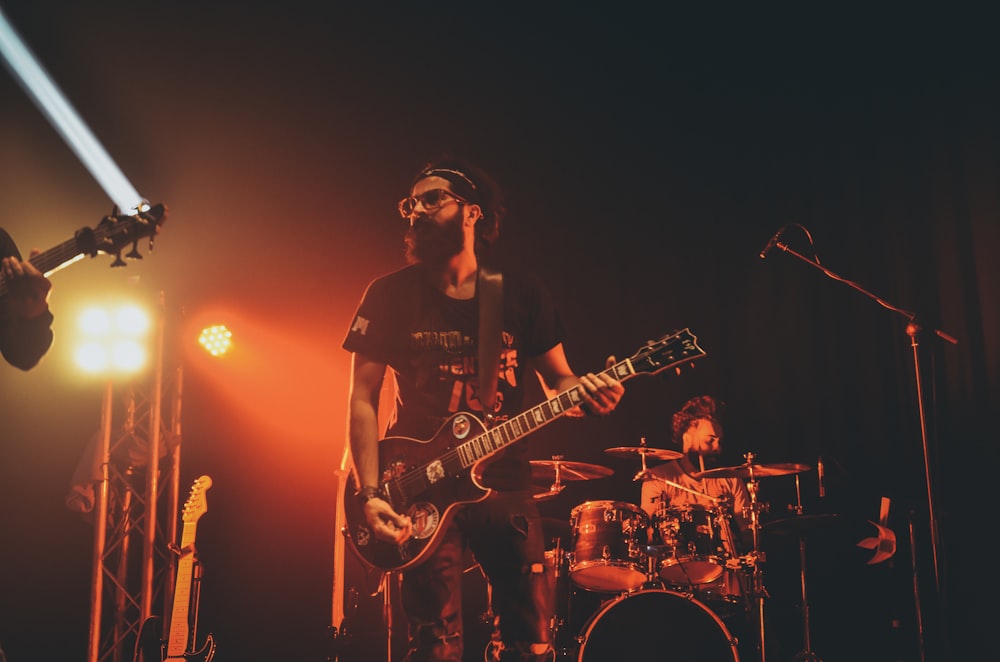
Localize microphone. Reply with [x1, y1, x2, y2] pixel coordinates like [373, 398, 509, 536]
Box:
[817, 456, 826, 498]
[759, 225, 787, 259]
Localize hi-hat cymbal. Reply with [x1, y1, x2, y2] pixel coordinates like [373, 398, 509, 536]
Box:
[692, 462, 811, 480]
[604, 446, 683, 461]
[529, 460, 614, 481]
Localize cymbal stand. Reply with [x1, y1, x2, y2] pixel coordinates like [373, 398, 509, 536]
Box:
[743, 452, 768, 662]
[788, 473, 823, 662]
[381, 571, 397, 662]
[535, 455, 567, 499]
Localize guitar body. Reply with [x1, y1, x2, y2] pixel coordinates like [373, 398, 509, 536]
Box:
[342, 329, 708, 573]
[343, 412, 493, 571]
[163, 634, 216, 662]
[135, 617, 215, 662]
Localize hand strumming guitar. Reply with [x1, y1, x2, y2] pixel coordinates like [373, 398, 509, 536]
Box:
[364, 494, 413, 545]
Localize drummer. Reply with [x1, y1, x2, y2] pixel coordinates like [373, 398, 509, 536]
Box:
[638, 395, 752, 607]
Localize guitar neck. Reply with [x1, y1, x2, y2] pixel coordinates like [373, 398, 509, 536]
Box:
[0, 204, 167, 299]
[0, 238, 82, 299]
[165, 522, 198, 657]
[29, 237, 89, 278]
[455, 359, 636, 468]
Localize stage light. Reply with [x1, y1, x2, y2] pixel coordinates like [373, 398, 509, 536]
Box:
[198, 325, 233, 357]
[73, 303, 153, 375]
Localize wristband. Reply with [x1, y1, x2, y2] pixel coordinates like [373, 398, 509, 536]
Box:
[358, 486, 382, 505]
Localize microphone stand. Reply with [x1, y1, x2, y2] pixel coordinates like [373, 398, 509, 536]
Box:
[765, 238, 956, 658]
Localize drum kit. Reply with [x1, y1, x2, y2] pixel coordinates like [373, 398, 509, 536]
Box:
[513, 446, 825, 662]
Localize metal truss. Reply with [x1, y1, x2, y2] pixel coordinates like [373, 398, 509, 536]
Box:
[86, 299, 186, 662]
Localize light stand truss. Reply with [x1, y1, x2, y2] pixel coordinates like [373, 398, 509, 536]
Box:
[87, 294, 185, 662]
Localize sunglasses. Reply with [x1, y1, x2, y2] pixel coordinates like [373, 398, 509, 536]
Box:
[397, 189, 468, 218]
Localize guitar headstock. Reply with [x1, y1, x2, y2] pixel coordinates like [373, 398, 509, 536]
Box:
[182, 475, 213, 524]
[83, 202, 168, 265]
[627, 328, 706, 376]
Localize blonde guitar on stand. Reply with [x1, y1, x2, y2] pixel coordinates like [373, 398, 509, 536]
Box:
[135, 475, 216, 662]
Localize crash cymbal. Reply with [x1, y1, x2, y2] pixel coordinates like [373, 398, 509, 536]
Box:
[692, 462, 811, 480]
[529, 460, 614, 481]
[604, 446, 683, 461]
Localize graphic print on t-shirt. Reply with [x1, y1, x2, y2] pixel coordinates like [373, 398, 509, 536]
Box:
[410, 328, 519, 423]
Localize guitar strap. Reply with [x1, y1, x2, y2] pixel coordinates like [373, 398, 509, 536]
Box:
[477, 267, 503, 427]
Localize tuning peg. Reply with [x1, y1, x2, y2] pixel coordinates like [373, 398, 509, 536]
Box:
[111, 250, 127, 268]
[126, 241, 143, 260]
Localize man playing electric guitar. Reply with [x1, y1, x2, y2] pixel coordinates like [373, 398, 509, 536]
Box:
[342, 156, 624, 662]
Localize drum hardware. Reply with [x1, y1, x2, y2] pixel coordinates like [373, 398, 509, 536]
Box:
[651, 502, 730, 586]
[733, 451, 776, 662]
[567, 500, 649, 593]
[530, 455, 613, 500]
[764, 465, 838, 662]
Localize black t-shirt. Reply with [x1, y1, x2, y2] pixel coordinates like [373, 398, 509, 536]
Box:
[342, 263, 565, 489]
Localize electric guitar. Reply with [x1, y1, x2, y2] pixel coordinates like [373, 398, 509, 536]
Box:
[343, 328, 707, 572]
[135, 475, 216, 662]
[0, 203, 167, 297]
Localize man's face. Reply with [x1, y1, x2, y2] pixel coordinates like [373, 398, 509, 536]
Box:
[403, 176, 467, 264]
[682, 418, 722, 457]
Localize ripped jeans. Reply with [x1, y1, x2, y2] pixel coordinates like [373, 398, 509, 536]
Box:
[400, 490, 553, 662]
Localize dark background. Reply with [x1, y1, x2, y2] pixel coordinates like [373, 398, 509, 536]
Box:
[1, 2, 997, 661]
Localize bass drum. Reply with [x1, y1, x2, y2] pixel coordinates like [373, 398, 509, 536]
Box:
[575, 589, 740, 661]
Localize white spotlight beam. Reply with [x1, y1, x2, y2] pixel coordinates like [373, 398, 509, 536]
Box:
[0, 6, 145, 214]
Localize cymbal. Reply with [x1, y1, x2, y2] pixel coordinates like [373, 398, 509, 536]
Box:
[692, 462, 811, 480]
[529, 460, 614, 481]
[604, 446, 683, 461]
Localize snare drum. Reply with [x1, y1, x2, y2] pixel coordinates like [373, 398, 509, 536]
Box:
[568, 501, 648, 592]
[652, 503, 729, 586]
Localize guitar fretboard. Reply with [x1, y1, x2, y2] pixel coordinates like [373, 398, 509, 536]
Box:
[455, 359, 635, 467]
[166, 522, 198, 657]
[0, 213, 156, 298]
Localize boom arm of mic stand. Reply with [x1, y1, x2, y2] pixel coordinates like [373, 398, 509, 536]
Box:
[768, 236, 953, 628]
[769, 241, 957, 345]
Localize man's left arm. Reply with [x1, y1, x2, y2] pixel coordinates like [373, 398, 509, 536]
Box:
[531, 343, 623, 416]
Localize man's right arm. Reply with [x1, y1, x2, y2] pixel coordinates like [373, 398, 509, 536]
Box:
[347, 352, 386, 491]
[347, 352, 412, 543]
